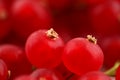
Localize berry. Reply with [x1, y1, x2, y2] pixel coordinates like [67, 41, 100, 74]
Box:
[101, 37, 120, 69]
[62, 35, 104, 75]
[30, 68, 64, 80]
[89, 0, 120, 36]
[14, 75, 34, 80]
[0, 59, 8, 80]
[78, 71, 111, 80]
[116, 65, 120, 80]
[25, 28, 64, 69]
[0, 44, 32, 79]
[0, 1, 10, 40]
[11, 0, 52, 39]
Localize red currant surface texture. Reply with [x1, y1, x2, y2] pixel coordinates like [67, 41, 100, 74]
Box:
[30, 68, 64, 80]
[11, 0, 52, 39]
[0, 59, 8, 80]
[89, 0, 120, 36]
[62, 35, 104, 75]
[0, 44, 32, 79]
[116, 65, 120, 80]
[25, 28, 64, 69]
[101, 37, 120, 69]
[0, 1, 10, 40]
[78, 71, 111, 80]
[14, 75, 34, 80]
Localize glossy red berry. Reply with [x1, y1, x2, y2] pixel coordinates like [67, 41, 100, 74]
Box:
[30, 68, 64, 80]
[0, 59, 8, 80]
[0, 44, 32, 79]
[116, 65, 120, 80]
[62, 35, 104, 75]
[101, 37, 120, 69]
[78, 71, 111, 80]
[25, 28, 64, 69]
[11, 0, 52, 39]
[14, 75, 34, 80]
[0, 1, 10, 40]
[89, 1, 120, 36]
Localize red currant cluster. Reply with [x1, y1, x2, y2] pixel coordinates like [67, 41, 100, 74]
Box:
[0, 0, 120, 80]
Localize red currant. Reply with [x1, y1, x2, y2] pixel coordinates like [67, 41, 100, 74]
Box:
[0, 59, 8, 80]
[25, 28, 64, 69]
[89, 0, 120, 36]
[78, 71, 111, 80]
[30, 68, 64, 80]
[62, 35, 104, 75]
[116, 65, 120, 80]
[0, 1, 10, 40]
[14, 75, 34, 80]
[0, 44, 32, 79]
[11, 0, 52, 39]
[101, 36, 120, 69]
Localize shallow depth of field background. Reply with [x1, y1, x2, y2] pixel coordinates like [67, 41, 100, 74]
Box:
[0, 0, 120, 80]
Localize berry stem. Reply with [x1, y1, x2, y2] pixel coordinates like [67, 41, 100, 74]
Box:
[104, 61, 120, 76]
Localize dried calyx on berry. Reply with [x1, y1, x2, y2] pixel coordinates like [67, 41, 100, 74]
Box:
[87, 35, 97, 44]
[46, 28, 58, 40]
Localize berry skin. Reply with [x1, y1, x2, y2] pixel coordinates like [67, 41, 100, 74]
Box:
[101, 37, 120, 69]
[0, 1, 10, 40]
[78, 71, 111, 80]
[30, 68, 64, 80]
[0, 44, 32, 80]
[11, 0, 52, 39]
[0, 59, 8, 80]
[116, 65, 120, 80]
[62, 35, 104, 75]
[25, 28, 64, 69]
[89, 0, 120, 36]
[14, 75, 34, 80]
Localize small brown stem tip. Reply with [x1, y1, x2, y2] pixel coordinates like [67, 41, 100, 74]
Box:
[87, 35, 97, 44]
[46, 28, 58, 40]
